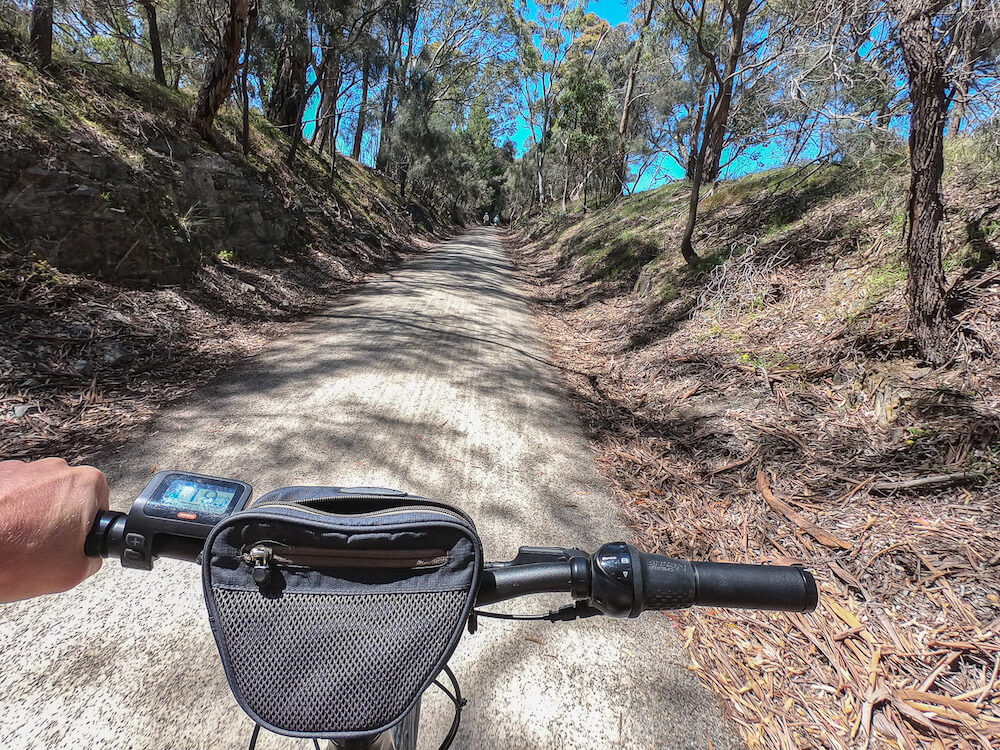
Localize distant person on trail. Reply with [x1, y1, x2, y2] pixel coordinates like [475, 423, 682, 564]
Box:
[0, 458, 108, 602]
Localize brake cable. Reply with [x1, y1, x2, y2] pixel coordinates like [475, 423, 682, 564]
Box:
[431, 664, 466, 750]
[473, 600, 602, 623]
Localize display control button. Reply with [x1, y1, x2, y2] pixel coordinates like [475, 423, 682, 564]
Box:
[123, 549, 145, 563]
[125, 533, 145, 549]
[177, 512, 198, 520]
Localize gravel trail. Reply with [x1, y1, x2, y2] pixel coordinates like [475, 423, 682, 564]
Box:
[0, 228, 737, 749]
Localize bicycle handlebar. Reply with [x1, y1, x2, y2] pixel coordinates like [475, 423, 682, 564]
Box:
[86, 511, 818, 615]
[476, 543, 817, 615]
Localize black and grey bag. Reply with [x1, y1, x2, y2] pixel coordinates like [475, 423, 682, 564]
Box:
[201, 486, 483, 741]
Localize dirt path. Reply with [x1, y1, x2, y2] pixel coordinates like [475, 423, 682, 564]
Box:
[0, 228, 737, 749]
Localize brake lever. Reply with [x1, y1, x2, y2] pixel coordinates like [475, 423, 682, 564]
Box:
[486, 546, 591, 569]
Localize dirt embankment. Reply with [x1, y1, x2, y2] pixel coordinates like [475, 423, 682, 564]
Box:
[509, 162, 1000, 748]
[0, 32, 437, 462]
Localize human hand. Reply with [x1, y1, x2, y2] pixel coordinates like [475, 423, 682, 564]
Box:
[0, 458, 109, 602]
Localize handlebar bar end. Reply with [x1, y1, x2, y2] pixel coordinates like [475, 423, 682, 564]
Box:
[85, 510, 127, 559]
[799, 568, 819, 613]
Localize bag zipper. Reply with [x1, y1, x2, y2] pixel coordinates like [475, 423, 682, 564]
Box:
[244, 544, 449, 586]
[251, 497, 475, 526]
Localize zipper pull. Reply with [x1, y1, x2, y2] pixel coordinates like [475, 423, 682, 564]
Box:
[246, 545, 273, 586]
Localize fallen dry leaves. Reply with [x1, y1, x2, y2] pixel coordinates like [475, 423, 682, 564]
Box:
[509, 231, 1000, 750]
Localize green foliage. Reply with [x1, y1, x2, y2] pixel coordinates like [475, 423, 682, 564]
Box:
[866, 261, 907, 299]
[738, 350, 789, 370]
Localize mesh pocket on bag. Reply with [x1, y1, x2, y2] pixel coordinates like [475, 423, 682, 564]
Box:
[212, 586, 467, 734]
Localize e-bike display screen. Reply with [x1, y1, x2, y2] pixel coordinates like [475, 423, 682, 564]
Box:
[143, 473, 247, 525]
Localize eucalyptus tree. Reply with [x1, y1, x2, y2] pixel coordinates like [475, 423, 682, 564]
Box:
[789, 0, 999, 359]
[349, 31, 386, 160]
[885, 0, 1000, 361]
[666, 0, 801, 265]
[264, 0, 310, 132]
[554, 63, 616, 209]
[189, 0, 251, 138]
[783, 1, 906, 167]
[946, 0, 1000, 132]
[375, 0, 419, 171]
[138, 0, 167, 84]
[615, 0, 658, 194]
[508, 0, 591, 208]
[377, 0, 516, 212]
[467, 97, 515, 220]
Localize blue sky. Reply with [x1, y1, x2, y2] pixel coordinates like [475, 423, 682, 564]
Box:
[589, 0, 629, 26]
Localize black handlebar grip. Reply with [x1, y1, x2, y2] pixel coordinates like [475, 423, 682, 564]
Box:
[635, 553, 697, 611]
[635, 553, 819, 613]
[84, 510, 127, 558]
[692, 561, 818, 612]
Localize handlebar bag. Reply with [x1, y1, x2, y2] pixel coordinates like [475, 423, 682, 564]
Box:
[201, 486, 482, 742]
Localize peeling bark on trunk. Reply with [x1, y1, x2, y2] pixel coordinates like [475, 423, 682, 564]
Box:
[894, 1, 950, 362]
[29, 0, 53, 69]
[189, 0, 250, 140]
[139, 0, 166, 86]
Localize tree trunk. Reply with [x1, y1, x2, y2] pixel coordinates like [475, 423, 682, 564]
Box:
[239, 3, 257, 155]
[894, 1, 949, 362]
[316, 46, 339, 155]
[377, 23, 401, 171]
[266, 34, 308, 132]
[685, 74, 709, 180]
[286, 58, 326, 166]
[398, 161, 408, 201]
[702, 0, 751, 182]
[140, 0, 167, 86]
[679, 88, 716, 267]
[107, 7, 135, 74]
[190, 0, 250, 140]
[561, 136, 570, 212]
[352, 51, 370, 160]
[29, 0, 53, 69]
[536, 148, 546, 209]
[615, 0, 656, 196]
[948, 74, 971, 135]
[678, 145, 705, 267]
[322, 61, 342, 156]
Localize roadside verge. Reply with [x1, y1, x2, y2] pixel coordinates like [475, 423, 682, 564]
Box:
[505, 229, 1000, 749]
